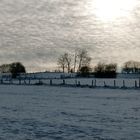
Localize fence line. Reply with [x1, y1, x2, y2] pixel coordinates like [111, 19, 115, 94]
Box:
[0, 78, 140, 89]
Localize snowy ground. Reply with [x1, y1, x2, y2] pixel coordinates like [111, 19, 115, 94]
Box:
[0, 85, 140, 140]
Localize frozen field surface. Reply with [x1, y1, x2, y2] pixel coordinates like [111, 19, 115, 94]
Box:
[0, 85, 140, 140]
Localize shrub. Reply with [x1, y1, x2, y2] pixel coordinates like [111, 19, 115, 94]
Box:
[78, 66, 91, 77]
[10, 62, 26, 78]
[94, 63, 117, 78]
[0, 62, 26, 78]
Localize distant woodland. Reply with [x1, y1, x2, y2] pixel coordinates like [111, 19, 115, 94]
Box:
[57, 49, 140, 77]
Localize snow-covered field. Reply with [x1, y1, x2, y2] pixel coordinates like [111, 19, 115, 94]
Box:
[0, 85, 140, 140]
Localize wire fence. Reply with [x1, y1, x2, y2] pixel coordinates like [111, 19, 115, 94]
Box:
[0, 77, 140, 89]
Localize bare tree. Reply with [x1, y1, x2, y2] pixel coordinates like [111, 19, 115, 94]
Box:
[64, 53, 72, 73]
[57, 53, 72, 73]
[77, 49, 91, 71]
[57, 55, 67, 73]
[57, 49, 91, 73]
[122, 61, 140, 74]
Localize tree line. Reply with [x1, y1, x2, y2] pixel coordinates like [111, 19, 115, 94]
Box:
[0, 50, 139, 79]
[57, 49, 140, 78]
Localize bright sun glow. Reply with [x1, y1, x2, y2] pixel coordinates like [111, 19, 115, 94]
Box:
[90, 0, 136, 22]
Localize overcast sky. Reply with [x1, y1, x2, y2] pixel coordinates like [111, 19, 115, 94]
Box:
[0, 0, 140, 72]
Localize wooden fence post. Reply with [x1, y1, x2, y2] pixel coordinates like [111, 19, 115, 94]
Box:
[123, 80, 125, 88]
[1, 79, 3, 84]
[19, 78, 21, 85]
[24, 79, 26, 85]
[63, 79, 65, 85]
[78, 81, 80, 86]
[94, 79, 96, 87]
[104, 81, 106, 87]
[29, 78, 31, 85]
[92, 80, 94, 87]
[114, 80, 116, 88]
[50, 79, 52, 85]
[75, 80, 77, 86]
[135, 80, 137, 88]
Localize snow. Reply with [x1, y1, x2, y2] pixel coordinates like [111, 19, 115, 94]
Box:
[1, 77, 139, 89]
[0, 85, 140, 140]
[20, 72, 76, 79]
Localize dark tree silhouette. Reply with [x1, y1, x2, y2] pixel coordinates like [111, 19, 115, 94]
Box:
[0, 62, 26, 78]
[94, 63, 117, 78]
[78, 66, 91, 77]
[10, 62, 26, 78]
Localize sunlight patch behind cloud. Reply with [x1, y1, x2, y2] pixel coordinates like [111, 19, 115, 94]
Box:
[88, 0, 137, 22]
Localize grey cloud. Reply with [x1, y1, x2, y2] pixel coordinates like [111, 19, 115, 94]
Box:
[0, 0, 140, 72]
